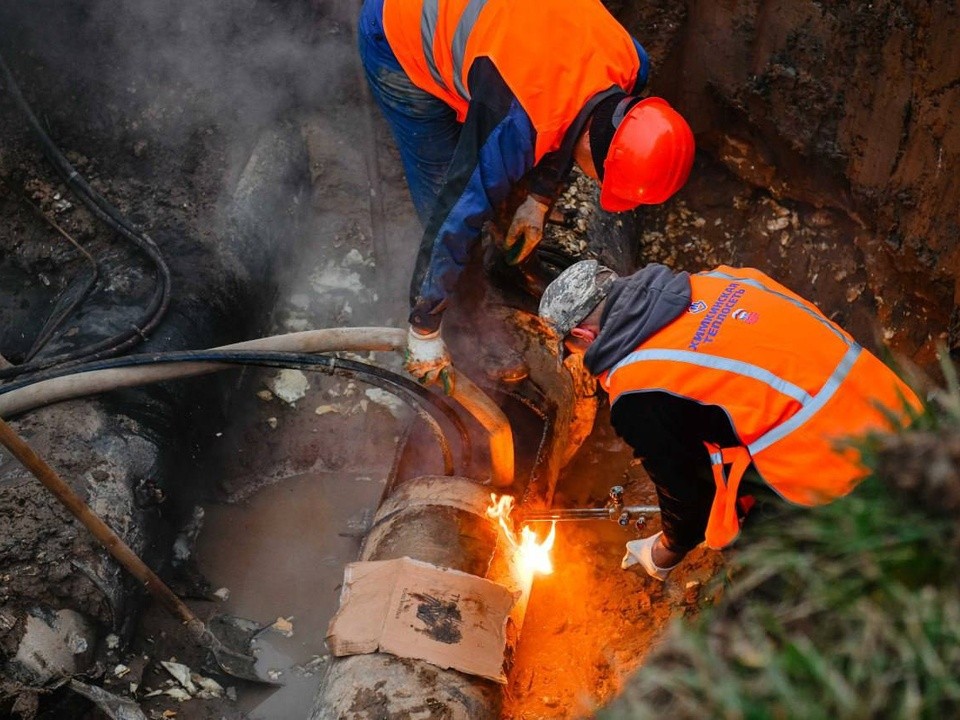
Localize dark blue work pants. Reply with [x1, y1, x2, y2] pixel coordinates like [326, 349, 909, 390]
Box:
[357, 0, 461, 225]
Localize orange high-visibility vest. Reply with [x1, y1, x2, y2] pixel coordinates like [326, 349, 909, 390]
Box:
[600, 266, 922, 549]
[381, 0, 641, 161]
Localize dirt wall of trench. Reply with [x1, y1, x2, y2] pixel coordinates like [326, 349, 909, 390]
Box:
[616, 0, 960, 364]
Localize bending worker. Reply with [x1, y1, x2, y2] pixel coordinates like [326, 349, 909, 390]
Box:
[538, 260, 922, 580]
[358, 0, 696, 390]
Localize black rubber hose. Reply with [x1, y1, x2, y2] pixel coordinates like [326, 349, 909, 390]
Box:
[0, 51, 172, 379]
[16, 193, 101, 362]
[0, 349, 471, 474]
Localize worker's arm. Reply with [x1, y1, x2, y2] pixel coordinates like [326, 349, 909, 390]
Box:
[610, 391, 738, 555]
[408, 58, 537, 333]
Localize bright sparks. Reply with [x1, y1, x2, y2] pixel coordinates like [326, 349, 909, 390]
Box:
[486, 494, 556, 576]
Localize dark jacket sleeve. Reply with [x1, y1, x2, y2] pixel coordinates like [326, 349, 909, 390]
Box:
[408, 35, 650, 332]
[408, 58, 537, 332]
[609, 390, 739, 554]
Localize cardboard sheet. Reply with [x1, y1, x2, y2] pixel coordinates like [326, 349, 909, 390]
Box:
[326, 557, 517, 683]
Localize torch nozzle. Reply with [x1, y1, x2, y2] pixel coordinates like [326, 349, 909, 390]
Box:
[514, 486, 659, 529]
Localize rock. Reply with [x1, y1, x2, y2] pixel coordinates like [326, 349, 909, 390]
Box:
[267, 369, 310, 405]
[10, 608, 96, 684]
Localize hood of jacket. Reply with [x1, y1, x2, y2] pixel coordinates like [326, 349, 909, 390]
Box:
[583, 263, 692, 375]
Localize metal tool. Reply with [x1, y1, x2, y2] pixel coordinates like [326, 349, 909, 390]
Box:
[0, 417, 278, 685]
[517, 485, 660, 529]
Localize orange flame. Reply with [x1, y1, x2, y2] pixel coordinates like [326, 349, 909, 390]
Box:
[486, 494, 556, 576]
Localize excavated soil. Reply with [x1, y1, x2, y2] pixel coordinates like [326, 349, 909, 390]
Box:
[1, 1, 957, 719]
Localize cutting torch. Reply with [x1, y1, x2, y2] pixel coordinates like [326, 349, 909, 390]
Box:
[517, 485, 660, 529]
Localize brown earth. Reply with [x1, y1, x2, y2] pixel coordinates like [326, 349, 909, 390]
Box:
[1, 0, 958, 719]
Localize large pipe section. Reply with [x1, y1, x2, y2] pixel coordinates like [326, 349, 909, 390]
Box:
[309, 475, 523, 720]
[309, 300, 601, 719]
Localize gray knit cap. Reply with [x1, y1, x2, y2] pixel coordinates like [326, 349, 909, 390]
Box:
[539, 260, 617, 338]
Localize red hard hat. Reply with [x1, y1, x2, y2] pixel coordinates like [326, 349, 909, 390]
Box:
[598, 97, 695, 212]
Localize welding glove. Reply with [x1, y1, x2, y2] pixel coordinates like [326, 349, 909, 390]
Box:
[503, 194, 550, 265]
[621, 531, 680, 582]
[404, 325, 454, 394]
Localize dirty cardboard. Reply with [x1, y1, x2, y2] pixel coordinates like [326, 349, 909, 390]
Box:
[326, 557, 517, 683]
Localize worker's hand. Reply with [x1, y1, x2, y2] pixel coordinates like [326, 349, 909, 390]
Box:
[404, 326, 454, 394]
[503, 194, 550, 265]
[621, 531, 681, 582]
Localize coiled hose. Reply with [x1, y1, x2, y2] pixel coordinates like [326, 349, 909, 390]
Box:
[0, 51, 172, 379]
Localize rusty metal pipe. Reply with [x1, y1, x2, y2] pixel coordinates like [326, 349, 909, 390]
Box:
[310, 475, 525, 720]
[449, 370, 514, 487]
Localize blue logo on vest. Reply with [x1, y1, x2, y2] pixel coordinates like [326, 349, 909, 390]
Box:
[688, 282, 746, 351]
[732, 308, 760, 324]
[688, 300, 707, 314]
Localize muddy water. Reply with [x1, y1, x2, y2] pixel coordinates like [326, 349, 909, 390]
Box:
[197, 469, 385, 718]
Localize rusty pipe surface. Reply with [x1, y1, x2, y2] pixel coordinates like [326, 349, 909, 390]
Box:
[449, 370, 514, 487]
[310, 475, 525, 720]
[0, 327, 515, 488]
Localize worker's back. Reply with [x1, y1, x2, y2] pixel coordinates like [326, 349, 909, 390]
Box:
[381, 0, 642, 159]
[601, 265, 921, 512]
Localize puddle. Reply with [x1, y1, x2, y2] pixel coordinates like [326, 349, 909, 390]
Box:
[196, 469, 385, 718]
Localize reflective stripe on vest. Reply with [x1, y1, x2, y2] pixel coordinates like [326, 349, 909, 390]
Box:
[450, 0, 486, 99]
[419, 0, 487, 102]
[420, 0, 450, 94]
[383, 0, 642, 158]
[605, 344, 861, 457]
[603, 268, 871, 549]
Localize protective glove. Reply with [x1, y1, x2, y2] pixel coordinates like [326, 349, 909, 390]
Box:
[404, 326, 454, 394]
[621, 531, 680, 582]
[503, 194, 550, 265]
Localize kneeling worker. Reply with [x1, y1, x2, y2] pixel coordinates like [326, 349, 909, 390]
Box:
[538, 261, 922, 580]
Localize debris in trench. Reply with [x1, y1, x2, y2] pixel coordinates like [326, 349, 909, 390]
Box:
[171, 505, 204, 568]
[10, 608, 97, 684]
[266, 369, 310, 405]
[158, 659, 225, 700]
[68, 679, 148, 720]
[292, 654, 329, 678]
[364, 388, 407, 419]
[270, 616, 295, 638]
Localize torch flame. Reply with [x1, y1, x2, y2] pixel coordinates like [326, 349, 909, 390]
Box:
[486, 494, 556, 576]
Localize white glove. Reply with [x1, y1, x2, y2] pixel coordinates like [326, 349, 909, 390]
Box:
[404, 326, 453, 394]
[621, 531, 680, 582]
[503, 194, 550, 265]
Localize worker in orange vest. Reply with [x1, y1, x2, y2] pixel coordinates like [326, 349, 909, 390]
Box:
[538, 260, 922, 580]
[358, 0, 696, 392]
